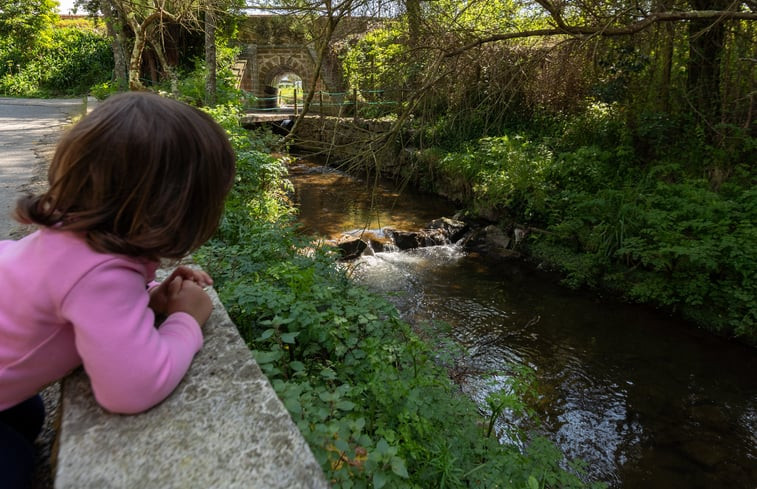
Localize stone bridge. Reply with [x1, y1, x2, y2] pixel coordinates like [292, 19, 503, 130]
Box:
[233, 43, 342, 107]
[233, 15, 375, 109]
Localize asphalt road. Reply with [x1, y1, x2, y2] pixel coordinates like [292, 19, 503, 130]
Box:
[0, 97, 90, 239]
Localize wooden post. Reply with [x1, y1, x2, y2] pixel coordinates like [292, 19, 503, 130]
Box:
[353, 88, 358, 121]
[293, 88, 298, 114]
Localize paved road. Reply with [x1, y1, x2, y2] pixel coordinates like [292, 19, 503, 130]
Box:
[0, 97, 90, 239]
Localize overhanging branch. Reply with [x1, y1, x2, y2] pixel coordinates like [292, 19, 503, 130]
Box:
[444, 10, 757, 57]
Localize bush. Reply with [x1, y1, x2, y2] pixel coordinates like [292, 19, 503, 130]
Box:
[89, 80, 120, 100]
[429, 104, 757, 344]
[530, 163, 757, 342]
[437, 134, 552, 221]
[0, 26, 111, 96]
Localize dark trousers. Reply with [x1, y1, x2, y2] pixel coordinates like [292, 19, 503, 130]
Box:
[0, 395, 45, 489]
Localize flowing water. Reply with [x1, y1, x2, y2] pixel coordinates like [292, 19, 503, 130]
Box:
[288, 159, 757, 489]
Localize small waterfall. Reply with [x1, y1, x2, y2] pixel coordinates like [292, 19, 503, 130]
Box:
[327, 217, 471, 260]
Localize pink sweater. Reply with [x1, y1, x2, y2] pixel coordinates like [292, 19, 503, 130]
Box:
[0, 229, 203, 413]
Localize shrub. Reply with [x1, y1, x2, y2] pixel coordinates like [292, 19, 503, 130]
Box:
[529, 171, 757, 342]
[0, 26, 111, 96]
[438, 135, 552, 221]
[172, 43, 247, 107]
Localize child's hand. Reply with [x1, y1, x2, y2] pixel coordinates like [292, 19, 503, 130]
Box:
[161, 277, 214, 326]
[149, 266, 214, 324]
[163, 266, 213, 288]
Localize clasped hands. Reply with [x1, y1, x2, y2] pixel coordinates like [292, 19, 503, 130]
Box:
[148, 266, 214, 326]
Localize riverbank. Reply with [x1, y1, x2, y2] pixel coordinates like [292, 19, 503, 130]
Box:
[280, 152, 757, 489]
[198, 107, 600, 488]
[283, 115, 757, 347]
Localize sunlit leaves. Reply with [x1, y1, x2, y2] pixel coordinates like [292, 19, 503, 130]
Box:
[0, 0, 58, 50]
[428, 0, 549, 38]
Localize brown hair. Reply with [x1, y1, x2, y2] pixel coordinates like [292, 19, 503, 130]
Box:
[15, 91, 236, 260]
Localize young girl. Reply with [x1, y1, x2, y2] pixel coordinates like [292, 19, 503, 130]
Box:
[0, 91, 236, 488]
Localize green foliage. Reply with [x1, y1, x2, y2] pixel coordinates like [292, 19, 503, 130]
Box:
[202, 102, 293, 233]
[591, 44, 649, 104]
[428, 0, 548, 34]
[484, 367, 538, 440]
[530, 177, 757, 339]
[438, 135, 552, 221]
[425, 96, 756, 343]
[339, 22, 414, 118]
[552, 102, 632, 155]
[89, 80, 120, 100]
[171, 43, 248, 107]
[615, 182, 757, 336]
[0, 25, 111, 96]
[0, 0, 58, 53]
[196, 109, 599, 489]
[342, 22, 409, 92]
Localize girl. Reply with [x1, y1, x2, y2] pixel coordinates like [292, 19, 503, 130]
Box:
[0, 91, 236, 488]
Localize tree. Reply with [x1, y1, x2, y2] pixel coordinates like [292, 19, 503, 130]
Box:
[77, 0, 243, 101]
[75, 0, 208, 90]
[0, 0, 58, 54]
[205, 5, 216, 104]
[686, 0, 732, 128]
[438, 0, 755, 126]
[99, 0, 129, 90]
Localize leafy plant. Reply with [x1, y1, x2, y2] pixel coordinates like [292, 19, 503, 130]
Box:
[0, 24, 111, 96]
[438, 134, 552, 221]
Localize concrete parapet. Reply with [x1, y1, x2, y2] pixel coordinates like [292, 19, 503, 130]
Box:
[54, 271, 329, 489]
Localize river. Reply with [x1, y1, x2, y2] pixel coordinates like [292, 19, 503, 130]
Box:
[288, 158, 757, 489]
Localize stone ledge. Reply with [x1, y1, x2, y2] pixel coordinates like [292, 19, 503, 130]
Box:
[54, 271, 329, 489]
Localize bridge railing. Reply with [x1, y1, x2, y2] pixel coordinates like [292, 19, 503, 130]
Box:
[250, 88, 408, 118]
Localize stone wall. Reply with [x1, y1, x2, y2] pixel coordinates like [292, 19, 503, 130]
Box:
[291, 115, 427, 184]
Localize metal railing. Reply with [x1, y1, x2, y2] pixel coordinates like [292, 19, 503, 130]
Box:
[251, 88, 407, 116]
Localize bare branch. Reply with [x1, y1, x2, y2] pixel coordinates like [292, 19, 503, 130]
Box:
[444, 9, 757, 57]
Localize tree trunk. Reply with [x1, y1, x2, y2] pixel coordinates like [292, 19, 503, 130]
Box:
[150, 39, 178, 95]
[101, 0, 128, 90]
[205, 7, 217, 106]
[128, 31, 147, 90]
[124, 8, 149, 92]
[406, 0, 421, 48]
[659, 23, 674, 112]
[121, 10, 169, 91]
[687, 0, 728, 133]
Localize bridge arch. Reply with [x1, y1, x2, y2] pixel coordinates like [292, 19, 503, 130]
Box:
[261, 61, 310, 88]
[235, 44, 344, 108]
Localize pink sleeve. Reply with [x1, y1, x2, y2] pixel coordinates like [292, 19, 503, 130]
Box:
[61, 260, 203, 414]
